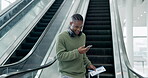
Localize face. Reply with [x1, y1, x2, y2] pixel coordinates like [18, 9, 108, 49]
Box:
[70, 20, 83, 35]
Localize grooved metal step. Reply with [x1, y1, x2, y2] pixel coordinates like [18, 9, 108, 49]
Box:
[84, 25, 111, 30]
[87, 48, 113, 55]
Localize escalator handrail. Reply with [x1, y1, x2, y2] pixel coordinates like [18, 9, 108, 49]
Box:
[0, 0, 22, 16]
[0, 57, 57, 78]
[110, 0, 148, 77]
[0, 0, 65, 68]
[0, 0, 34, 31]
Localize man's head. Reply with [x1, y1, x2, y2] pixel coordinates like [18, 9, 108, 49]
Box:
[69, 14, 83, 35]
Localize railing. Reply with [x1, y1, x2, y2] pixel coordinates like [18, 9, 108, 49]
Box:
[109, 0, 148, 78]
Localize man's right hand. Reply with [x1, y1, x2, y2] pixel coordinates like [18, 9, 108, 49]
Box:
[78, 45, 90, 54]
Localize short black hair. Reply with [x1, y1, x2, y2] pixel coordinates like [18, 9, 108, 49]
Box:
[71, 14, 83, 22]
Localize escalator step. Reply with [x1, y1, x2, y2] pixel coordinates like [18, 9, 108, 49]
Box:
[84, 25, 111, 30]
[93, 64, 113, 67]
[37, 22, 48, 27]
[46, 12, 55, 15]
[40, 18, 51, 23]
[85, 21, 111, 25]
[88, 55, 113, 64]
[52, 4, 61, 6]
[88, 7, 109, 10]
[21, 43, 35, 49]
[88, 10, 109, 12]
[16, 49, 30, 56]
[86, 35, 112, 41]
[90, 0, 109, 1]
[84, 30, 111, 35]
[30, 32, 42, 37]
[90, 2, 109, 4]
[86, 17, 110, 21]
[26, 37, 38, 43]
[87, 48, 113, 55]
[48, 8, 58, 12]
[86, 73, 114, 78]
[87, 10, 109, 13]
[43, 15, 53, 19]
[86, 41, 112, 48]
[87, 13, 110, 17]
[99, 73, 115, 78]
[9, 56, 23, 63]
[89, 5, 109, 7]
[33, 27, 45, 32]
[50, 6, 59, 9]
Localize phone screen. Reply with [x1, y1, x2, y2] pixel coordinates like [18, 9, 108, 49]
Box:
[86, 45, 92, 48]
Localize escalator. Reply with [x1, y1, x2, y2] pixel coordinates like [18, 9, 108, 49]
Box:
[83, 0, 115, 78]
[4, 0, 64, 65]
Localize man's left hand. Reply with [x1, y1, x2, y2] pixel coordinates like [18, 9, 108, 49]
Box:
[87, 64, 96, 70]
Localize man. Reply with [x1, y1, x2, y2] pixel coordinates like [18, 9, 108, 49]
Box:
[56, 14, 96, 78]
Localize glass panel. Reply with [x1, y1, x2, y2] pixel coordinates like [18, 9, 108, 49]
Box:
[123, 27, 147, 36]
[7, 70, 38, 78]
[133, 27, 147, 36]
[133, 38, 148, 75]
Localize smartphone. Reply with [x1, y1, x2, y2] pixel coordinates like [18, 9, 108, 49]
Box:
[86, 45, 93, 48]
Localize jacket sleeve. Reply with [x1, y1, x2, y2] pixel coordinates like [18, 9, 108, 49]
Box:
[56, 35, 80, 61]
[83, 54, 92, 67]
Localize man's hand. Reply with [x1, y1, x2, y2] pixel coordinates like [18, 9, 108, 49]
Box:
[87, 64, 96, 70]
[78, 45, 90, 54]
